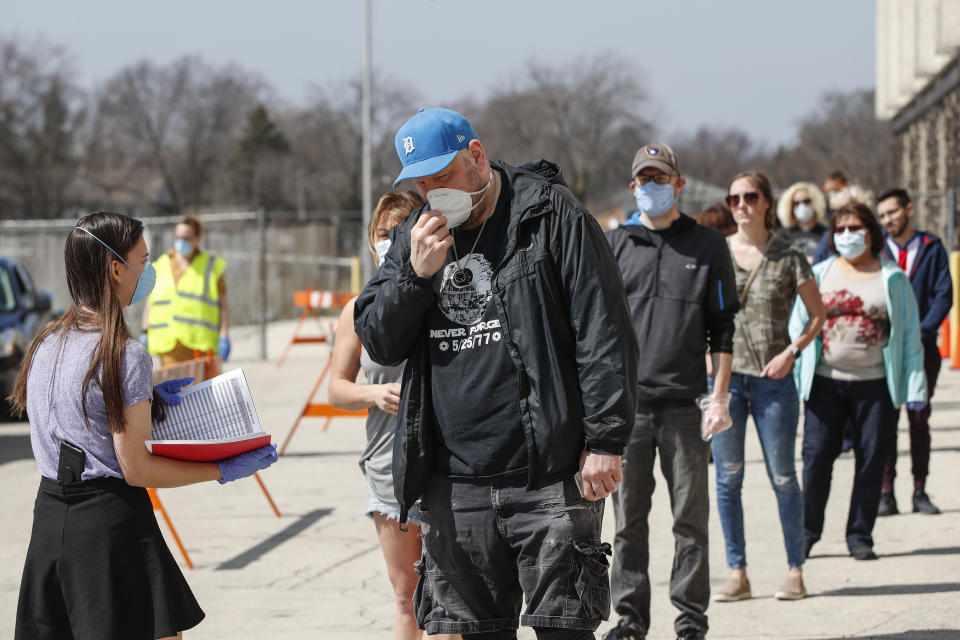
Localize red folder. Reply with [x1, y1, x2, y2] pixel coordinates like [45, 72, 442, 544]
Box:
[146, 433, 272, 462]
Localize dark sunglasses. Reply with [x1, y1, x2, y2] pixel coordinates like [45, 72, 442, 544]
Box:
[726, 192, 760, 206]
[835, 224, 865, 233]
[793, 198, 812, 206]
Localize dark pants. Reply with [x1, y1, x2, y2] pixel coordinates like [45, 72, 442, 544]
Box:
[802, 376, 897, 550]
[416, 471, 608, 636]
[882, 337, 941, 491]
[610, 400, 710, 638]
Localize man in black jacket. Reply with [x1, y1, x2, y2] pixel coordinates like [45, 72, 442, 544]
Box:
[877, 188, 953, 516]
[354, 107, 639, 640]
[604, 144, 738, 640]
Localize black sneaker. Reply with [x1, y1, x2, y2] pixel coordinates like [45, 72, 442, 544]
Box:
[913, 489, 941, 514]
[850, 544, 878, 560]
[677, 633, 706, 640]
[877, 491, 898, 517]
[603, 619, 645, 640]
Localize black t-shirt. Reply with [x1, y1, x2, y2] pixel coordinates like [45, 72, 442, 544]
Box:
[428, 171, 527, 476]
[778, 223, 826, 261]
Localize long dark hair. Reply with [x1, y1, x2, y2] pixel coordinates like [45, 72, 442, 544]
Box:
[8, 211, 154, 433]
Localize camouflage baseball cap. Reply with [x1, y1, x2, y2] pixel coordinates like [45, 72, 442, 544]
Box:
[631, 143, 680, 178]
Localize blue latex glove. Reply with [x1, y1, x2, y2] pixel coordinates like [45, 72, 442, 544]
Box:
[155, 377, 195, 405]
[218, 336, 231, 362]
[217, 444, 278, 484]
[138, 333, 148, 348]
[906, 401, 928, 412]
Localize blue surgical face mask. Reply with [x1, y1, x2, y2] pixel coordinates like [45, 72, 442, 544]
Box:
[75, 227, 157, 306]
[634, 182, 675, 218]
[374, 239, 391, 265]
[174, 237, 193, 256]
[834, 229, 868, 260]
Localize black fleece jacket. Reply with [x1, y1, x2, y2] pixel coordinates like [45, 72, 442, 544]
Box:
[606, 214, 738, 401]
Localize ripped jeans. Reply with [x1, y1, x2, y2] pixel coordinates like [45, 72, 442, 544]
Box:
[711, 372, 805, 569]
[415, 470, 609, 636]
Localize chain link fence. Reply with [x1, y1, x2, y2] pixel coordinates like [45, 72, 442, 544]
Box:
[0, 210, 364, 359]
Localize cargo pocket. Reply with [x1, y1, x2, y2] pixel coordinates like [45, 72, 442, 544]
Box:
[412, 554, 433, 628]
[572, 541, 612, 620]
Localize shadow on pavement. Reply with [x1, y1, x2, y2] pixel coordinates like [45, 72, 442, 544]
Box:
[0, 431, 33, 465]
[279, 451, 362, 458]
[813, 631, 960, 640]
[216, 507, 332, 571]
[820, 582, 960, 597]
[881, 546, 960, 558]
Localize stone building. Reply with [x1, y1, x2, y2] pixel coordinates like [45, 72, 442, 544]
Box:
[876, 0, 960, 248]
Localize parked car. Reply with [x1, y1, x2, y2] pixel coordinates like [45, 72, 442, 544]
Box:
[1, 256, 57, 414]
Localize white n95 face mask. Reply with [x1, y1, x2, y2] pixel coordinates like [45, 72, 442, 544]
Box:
[374, 239, 391, 264]
[834, 229, 868, 260]
[793, 202, 815, 223]
[426, 172, 492, 229]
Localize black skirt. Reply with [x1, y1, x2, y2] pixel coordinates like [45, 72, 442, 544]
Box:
[15, 476, 205, 640]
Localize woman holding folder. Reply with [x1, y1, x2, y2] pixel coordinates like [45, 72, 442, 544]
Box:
[9, 211, 276, 640]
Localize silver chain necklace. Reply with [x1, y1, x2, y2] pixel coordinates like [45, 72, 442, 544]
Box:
[450, 211, 491, 287]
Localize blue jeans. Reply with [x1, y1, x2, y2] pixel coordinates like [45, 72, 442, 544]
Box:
[711, 373, 805, 569]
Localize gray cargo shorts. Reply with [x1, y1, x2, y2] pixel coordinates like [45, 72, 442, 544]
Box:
[414, 470, 611, 635]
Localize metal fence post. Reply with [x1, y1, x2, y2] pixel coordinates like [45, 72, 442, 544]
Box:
[257, 209, 267, 360]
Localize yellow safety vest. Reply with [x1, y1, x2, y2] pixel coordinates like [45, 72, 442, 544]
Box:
[147, 251, 226, 354]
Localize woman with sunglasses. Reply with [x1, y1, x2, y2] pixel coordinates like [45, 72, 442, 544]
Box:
[10, 211, 277, 640]
[712, 172, 825, 603]
[790, 202, 926, 561]
[776, 182, 828, 263]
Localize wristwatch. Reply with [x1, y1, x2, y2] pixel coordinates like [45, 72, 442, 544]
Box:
[787, 344, 800, 357]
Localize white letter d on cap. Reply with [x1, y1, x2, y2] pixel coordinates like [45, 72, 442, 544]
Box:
[403, 136, 415, 155]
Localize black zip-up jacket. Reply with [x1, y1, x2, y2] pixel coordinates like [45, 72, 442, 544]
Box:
[606, 214, 738, 401]
[354, 159, 639, 524]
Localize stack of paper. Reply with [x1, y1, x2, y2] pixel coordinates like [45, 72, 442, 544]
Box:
[146, 369, 271, 461]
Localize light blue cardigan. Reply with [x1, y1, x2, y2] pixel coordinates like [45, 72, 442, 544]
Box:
[788, 256, 927, 408]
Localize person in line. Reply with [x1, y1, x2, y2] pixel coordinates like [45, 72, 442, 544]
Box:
[10, 211, 276, 640]
[329, 190, 458, 640]
[691, 202, 737, 237]
[711, 172, 825, 604]
[876, 188, 952, 516]
[776, 181, 828, 262]
[354, 108, 638, 640]
[791, 203, 926, 561]
[142, 215, 231, 368]
[604, 143, 738, 640]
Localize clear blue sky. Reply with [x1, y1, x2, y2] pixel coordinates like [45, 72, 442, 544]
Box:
[5, 0, 875, 148]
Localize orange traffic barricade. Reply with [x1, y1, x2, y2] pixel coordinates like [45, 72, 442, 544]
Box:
[939, 318, 950, 359]
[152, 350, 221, 385]
[276, 289, 354, 368]
[148, 488, 194, 569]
[279, 352, 367, 455]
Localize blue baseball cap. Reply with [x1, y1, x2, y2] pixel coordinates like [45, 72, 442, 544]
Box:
[393, 108, 478, 187]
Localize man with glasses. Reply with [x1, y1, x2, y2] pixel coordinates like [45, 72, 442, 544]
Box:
[876, 188, 952, 516]
[603, 143, 738, 640]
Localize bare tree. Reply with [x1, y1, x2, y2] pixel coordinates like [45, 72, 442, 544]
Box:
[670, 126, 769, 188]
[85, 56, 264, 213]
[0, 36, 85, 219]
[282, 73, 420, 211]
[469, 53, 653, 210]
[768, 89, 895, 195]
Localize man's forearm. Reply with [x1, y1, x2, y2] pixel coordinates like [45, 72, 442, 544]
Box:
[711, 352, 733, 395]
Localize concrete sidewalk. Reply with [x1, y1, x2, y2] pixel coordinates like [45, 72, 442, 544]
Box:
[1, 320, 958, 639]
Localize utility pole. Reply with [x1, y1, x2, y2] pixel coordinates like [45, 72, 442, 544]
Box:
[361, 0, 374, 282]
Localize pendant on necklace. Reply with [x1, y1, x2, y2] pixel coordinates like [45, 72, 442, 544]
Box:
[453, 268, 473, 287]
